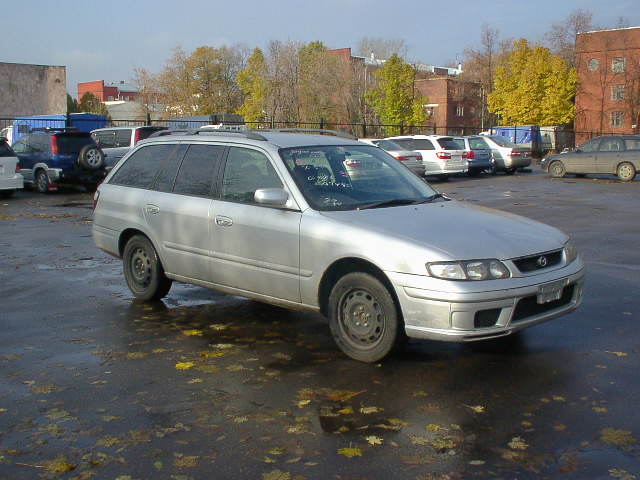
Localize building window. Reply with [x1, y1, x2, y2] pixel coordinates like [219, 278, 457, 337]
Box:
[455, 105, 464, 117]
[610, 111, 624, 128]
[612, 85, 625, 100]
[107, 96, 114, 101]
[612, 57, 626, 73]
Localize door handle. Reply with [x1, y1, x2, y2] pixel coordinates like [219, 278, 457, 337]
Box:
[146, 204, 159, 214]
[215, 215, 233, 227]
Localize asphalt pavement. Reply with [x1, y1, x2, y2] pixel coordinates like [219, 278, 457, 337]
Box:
[1, 169, 639, 480]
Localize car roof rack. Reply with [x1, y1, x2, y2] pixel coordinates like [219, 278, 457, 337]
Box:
[263, 128, 356, 139]
[149, 128, 268, 141]
[31, 127, 81, 133]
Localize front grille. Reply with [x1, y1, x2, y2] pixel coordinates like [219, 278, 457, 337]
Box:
[512, 285, 574, 322]
[513, 250, 563, 273]
[474, 308, 501, 328]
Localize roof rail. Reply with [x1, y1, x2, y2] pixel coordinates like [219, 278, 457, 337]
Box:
[148, 128, 267, 141]
[263, 128, 356, 139]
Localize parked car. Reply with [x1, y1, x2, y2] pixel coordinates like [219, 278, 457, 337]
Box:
[540, 134, 640, 182]
[386, 135, 467, 180]
[0, 136, 23, 198]
[479, 135, 532, 174]
[358, 138, 426, 176]
[92, 126, 168, 169]
[92, 129, 585, 363]
[12, 128, 106, 193]
[452, 136, 494, 176]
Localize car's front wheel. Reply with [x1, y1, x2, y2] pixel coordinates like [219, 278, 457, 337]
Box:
[123, 235, 172, 301]
[549, 160, 566, 178]
[328, 272, 404, 362]
[617, 162, 636, 182]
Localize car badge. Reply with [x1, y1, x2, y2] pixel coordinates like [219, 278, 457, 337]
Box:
[537, 256, 548, 267]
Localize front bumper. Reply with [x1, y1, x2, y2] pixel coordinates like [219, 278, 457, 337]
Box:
[390, 260, 586, 342]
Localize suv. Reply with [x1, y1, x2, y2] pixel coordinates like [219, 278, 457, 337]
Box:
[386, 135, 467, 180]
[13, 128, 106, 193]
[93, 129, 585, 362]
[452, 136, 494, 176]
[92, 126, 168, 169]
[0, 136, 23, 198]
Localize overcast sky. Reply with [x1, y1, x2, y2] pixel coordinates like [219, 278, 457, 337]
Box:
[3, 0, 639, 96]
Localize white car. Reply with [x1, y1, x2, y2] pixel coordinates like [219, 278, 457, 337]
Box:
[0, 137, 23, 198]
[358, 138, 425, 177]
[386, 135, 467, 179]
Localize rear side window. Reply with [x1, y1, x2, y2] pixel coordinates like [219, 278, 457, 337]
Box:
[469, 137, 490, 149]
[436, 138, 461, 150]
[114, 129, 132, 147]
[94, 131, 116, 148]
[624, 138, 640, 150]
[172, 144, 224, 196]
[109, 144, 175, 189]
[0, 141, 15, 156]
[55, 134, 95, 153]
[409, 139, 435, 150]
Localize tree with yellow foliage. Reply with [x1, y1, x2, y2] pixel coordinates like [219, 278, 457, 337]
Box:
[488, 39, 576, 126]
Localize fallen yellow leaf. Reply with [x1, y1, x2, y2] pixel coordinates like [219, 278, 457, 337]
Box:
[175, 362, 196, 370]
[338, 447, 362, 458]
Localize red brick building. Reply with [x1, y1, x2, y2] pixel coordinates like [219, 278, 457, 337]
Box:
[77, 80, 140, 102]
[414, 77, 483, 135]
[575, 27, 640, 144]
[328, 48, 483, 135]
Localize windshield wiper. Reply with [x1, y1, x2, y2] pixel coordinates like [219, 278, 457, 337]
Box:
[357, 198, 418, 210]
[357, 194, 448, 210]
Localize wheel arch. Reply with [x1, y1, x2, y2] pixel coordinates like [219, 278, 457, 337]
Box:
[118, 228, 154, 257]
[318, 257, 401, 319]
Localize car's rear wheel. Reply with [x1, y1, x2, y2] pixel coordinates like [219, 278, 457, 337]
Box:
[123, 235, 172, 301]
[78, 145, 105, 170]
[36, 169, 50, 193]
[549, 160, 566, 178]
[328, 272, 404, 362]
[617, 162, 636, 182]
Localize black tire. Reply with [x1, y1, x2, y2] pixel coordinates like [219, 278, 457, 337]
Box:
[36, 169, 50, 193]
[505, 168, 516, 175]
[328, 272, 404, 362]
[123, 235, 172, 301]
[549, 160, 566, 178]
[617, 162, 636, 182]
[78, 145, 105, 170]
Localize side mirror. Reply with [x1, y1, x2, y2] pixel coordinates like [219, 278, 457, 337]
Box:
[254, 188, 289, 206]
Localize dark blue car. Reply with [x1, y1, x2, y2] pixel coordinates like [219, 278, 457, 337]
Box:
[13, 128, 106, 193]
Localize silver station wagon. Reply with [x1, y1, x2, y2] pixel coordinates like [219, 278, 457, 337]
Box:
[92, 129, 586, 362]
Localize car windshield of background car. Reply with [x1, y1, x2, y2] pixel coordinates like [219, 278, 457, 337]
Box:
[489, 136, 517, 148]
[280, 145, 436, 211]
[374, 139, 404, 151]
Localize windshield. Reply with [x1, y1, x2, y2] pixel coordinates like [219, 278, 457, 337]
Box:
[373, 139, 404, 151]
[489, 136, 518, 148]
[280, 144, 439, 211]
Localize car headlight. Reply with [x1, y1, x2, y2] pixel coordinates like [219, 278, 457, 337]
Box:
[564, 239, 578, 264]
[427, 260, 510, 280]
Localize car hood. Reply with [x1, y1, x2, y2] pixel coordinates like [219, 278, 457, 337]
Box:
[320, 200, 567, 260]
